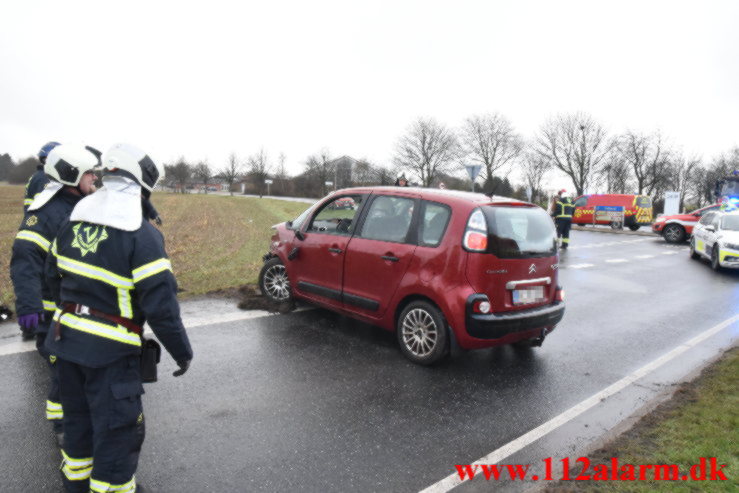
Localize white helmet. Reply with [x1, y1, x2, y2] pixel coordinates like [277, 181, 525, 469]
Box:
[102, 143, 163, 193]
[45, 144, 101, 186]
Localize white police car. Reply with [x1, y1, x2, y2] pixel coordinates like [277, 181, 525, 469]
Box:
[690, 209, 739, 270]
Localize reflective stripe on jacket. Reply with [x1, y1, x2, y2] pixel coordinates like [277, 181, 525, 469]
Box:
[555, 198, 575, 219]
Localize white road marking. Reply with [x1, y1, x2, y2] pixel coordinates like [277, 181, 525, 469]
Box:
[0, 307, 311, 358]
[567, 263, 595, 269]
[635, 254, 655, 259]
[662, 251, 678, 255]
[419, 313, 739, 493]
[605, 258, 628, 263]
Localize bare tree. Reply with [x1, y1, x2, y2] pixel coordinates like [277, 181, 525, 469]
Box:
[165, 157, 192, 193]
[597, 153, 632, 194]
[274, 153, 290, 195]
[535, 112, 612, 196]
[461, 113, 523, 185]
[394, 117, 459, 187]
[193, 161, 212, 193]
[220, 153, 242, 196]
[666, 153, 700, 212]
[303, 149, 335, 196]
[521, 151, 551, 204]
[248, 149, 272, 197]
[615, 131, 670, 195]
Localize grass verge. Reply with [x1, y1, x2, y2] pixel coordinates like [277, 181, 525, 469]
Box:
[546, 347, 738, 491]
[0, 186, 310, 306]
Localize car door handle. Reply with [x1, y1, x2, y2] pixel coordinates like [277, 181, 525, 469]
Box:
[328, 247, 343, 254]
[381, 255, 399, 262]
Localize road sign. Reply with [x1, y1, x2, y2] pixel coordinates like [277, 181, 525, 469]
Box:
[664, 191, 680, 216]
[325, 181, 333, 186]
[465, 164, 482, 181]
[264, 179, 273, 184]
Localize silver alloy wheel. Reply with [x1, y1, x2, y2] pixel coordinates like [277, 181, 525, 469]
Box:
[663, 224, 683, 242]
[401, 308, 438, 357]
[263, 264, 290, 301]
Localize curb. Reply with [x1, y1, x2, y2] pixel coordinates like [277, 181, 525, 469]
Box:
[572, 225, 658, 237]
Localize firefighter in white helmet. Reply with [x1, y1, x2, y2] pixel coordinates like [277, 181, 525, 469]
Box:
[45, 143, 193, 493]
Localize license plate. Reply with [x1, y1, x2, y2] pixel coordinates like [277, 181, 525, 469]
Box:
[513, 286, 545, 305]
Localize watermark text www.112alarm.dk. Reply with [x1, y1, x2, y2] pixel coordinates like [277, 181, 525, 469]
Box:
[456, 457, 728, 482]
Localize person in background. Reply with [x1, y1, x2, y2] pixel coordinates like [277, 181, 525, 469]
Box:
[551, 189, 574, 249]
[24, 141, 60, 211]
[394, 173, 410, 187]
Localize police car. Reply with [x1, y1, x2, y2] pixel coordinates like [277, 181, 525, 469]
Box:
[690, 209, 739, 270]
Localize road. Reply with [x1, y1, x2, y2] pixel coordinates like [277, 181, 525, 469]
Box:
[0, 229, 736, 492]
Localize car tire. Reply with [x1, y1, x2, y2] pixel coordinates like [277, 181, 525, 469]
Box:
[396, 301, 449, 365]
[258, 257, 292, 303]
[711, 245, 723, 271]
[628, 224, 640, 231]
[663, 224, 686, 243]
[689, 238, 700, 260]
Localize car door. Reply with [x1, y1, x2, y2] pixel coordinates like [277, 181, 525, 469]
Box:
[694, 212, 714, 255]
[292, 194, 367, 308]
[704, 213, 722, 253]
[341, 193, 419, 319]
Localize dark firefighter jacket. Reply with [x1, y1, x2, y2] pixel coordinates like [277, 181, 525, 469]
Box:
[10, 189, 82, 326]
[553, 197, 575, 219]
[45, 218, 193, 368]
[24, 167, 50, 211]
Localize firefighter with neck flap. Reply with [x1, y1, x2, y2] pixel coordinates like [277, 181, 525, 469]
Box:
[10, 144, 100, 442]
[45, 143, 193, 493]
[551, 189, 574, 249]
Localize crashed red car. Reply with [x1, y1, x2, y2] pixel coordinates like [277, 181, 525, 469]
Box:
[258, 187, 565, 365]
[652, 204, 720, 243]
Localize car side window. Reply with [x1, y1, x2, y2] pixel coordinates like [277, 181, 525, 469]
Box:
[574, 196, 587, 207]
[419, 201, 451, 247]
[308, 195, 363, 235]
[359, 195, 415, 243]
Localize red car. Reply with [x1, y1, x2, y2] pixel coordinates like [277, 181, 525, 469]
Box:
[652, 204, 720, 243]
[259, 187, 565, 365]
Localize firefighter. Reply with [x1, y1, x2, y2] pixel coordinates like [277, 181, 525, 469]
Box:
[395, 173, 410, 187]
[551, 189, 574, 249]
[45, 143, 193, 493]
[23, 141, 60, 211]
[10, 144, 100, 441]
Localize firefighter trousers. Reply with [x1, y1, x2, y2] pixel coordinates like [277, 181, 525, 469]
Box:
[555, 218, 572, 248]
[36, 330, 63, 432]
[57, 355, 145, 493]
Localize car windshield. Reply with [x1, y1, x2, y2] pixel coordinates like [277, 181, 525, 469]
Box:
[721, 215, 739, 231]
[480, 205, 557, 258]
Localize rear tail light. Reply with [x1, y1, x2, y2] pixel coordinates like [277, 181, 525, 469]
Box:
[555, 287, 565, 302]
[463, 209, 488, 252]
[472, 298, 492, 314]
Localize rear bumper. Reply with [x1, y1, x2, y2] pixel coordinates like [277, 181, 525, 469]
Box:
[465, 297, 565, 340]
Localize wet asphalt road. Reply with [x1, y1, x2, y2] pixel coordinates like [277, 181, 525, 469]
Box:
[1, 229, 737, 492]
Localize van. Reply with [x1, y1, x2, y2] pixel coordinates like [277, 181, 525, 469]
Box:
[572, 194, 653, 230]
[259, 187, 565, 365]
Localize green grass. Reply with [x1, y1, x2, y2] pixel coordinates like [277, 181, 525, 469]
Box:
[0, 186, 310, 306]
[554, 348, 738, 492]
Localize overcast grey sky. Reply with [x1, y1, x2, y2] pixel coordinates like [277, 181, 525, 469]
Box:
[1, 0, 737, 184]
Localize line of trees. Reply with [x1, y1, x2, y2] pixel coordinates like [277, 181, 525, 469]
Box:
[3, 113, 738, 212]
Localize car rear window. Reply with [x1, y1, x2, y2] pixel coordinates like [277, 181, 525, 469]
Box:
[480, 205, 556, 258]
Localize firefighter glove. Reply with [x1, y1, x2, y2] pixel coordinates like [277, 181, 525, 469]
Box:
[18, 313, 42, 330]
[173, 359, 190, 377]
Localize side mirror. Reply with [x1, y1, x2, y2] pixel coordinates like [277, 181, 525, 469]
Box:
[295, 230, 305, 241]
[705, 225, 716, 233]
[286, 220, 293, 229]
